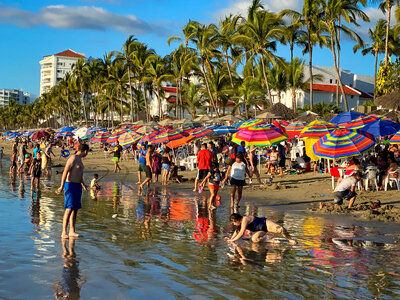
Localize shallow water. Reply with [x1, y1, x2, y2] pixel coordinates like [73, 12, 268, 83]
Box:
[1, 163, 400, 299]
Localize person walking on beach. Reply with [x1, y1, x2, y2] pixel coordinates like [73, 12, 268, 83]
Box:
[193, 143, 212, 192]
[137, 144, 147, 184]
[221, 153, 252, 212]
[248, 145, 263, 185]
[17, 141, 27, 174]
[31, 150, 42, 190]
[162, 147, 172, 185]
[227, 213, 297, 245]
[56, 144, 89, 239]
[139, 145, 154, 190]
[112, 141, 123, 173]
[200, 162, 222, 210]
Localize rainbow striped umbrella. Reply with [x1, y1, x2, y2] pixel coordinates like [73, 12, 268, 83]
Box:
[90, 130, 110, 143]
[285, 121, 307, 138]
[232, 124, 288, 146]
[149, 129, 187, 144]
[341, 115, 378, 129]
[189, 126, 215, 139]
[369, 114, 392, 121]
[237, 118, 265, 129]
[106, 130, 125, 144]
[390, 131, 400, 144]
[138, 130, 160, 146]
[313, 129, 375, 160]
[118, 131, 142, 146]
[300, 121, 337, 139]
[278, 120, 290, 127]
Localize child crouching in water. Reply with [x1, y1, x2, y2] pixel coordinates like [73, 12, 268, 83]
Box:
[200, 162, 221, 210]
[90, 173, 101, 199]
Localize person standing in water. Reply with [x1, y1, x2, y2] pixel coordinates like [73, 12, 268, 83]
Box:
[56, 144, 89, 239]
[112, 140, 123, 173]
[139, 145, 154, 190]
[228, 213, 297, 245]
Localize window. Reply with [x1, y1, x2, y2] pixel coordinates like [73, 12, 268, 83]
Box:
[351, 95, 354, 99]
[330, 79, 332, 84]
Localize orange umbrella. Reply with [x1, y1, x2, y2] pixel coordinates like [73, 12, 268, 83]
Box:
[166, 135, 195, 148]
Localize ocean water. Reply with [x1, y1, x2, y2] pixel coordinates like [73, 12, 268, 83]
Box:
[1, 163, 400, 299]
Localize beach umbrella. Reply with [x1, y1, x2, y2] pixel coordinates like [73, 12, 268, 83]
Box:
[59, 131, 74, 137]
[278, 120, 290, 127]
[340, 115, 378, 129]
[330, 111, 366, 124]
[74, 127, 88, 139]
[87, 126, 105, 134]
[305, 137, 321, 161]
[237, 118, 265, 129]
[213, 125, 238, 135]
[136, 125, 157, 134]
[7, 132, 21, 139]
[390, 131, 400, 144]
[359, 119, 400, 137]
[106, 131, 125, 145]
[80, 133, 94, 140]
[232, 124, 288, 146]
[90, 130, 110, 143]
[149, 129, 187, 145]
[138, 130, 160, 145]
[313, 129, 375, 160]
[3, 131, 11, 136]
[189, 126, 215, 139]
[31, 130, 48, 140]
[166, 135, 196, 148]
[285, 121, 307, 138]
[23, 131, 35, 137]
[60, 126, 75, 133]
[118, 131, 142, 146]
[299, 120, 337, 139]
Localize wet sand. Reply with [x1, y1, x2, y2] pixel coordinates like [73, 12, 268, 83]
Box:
[1, 140, 399, 222]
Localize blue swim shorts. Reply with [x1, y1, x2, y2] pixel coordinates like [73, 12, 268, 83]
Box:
[64, 182, 82, 210]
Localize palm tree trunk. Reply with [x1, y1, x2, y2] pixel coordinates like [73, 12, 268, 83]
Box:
[309, 34, 314, 110]
[330, 35, 349, 111]
[201, 62, 219, 117]
[157, 85, 162, 118]
[290, 43, 294, 64]
[143, 85, 149, 122]
[278, 91, 281, 103]
[259, 52, 273, 105]
[292, 87, 296, 112]
[127, 65, 135, 122]
[179, 78, 184, 119]
[175, 79, 179, 119]
[81, 86, 88, 126]
[374, 50, 378, 101]
[336, 16, 341, 106]
[120, 92, 123, 124]
[225, 49, 234, 88]
[384, 3, 391, 67]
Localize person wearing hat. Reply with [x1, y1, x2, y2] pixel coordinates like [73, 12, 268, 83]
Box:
[320, 171, 363, 209]
[248, 145, 263, 186]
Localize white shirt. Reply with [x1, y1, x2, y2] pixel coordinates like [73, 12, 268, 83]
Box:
[296, 157, 306, 168]
[335, 176, 357, 192]
[231, 162, 246, 180]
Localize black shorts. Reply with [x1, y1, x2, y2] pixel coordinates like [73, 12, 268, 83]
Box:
[279, 157, 286, 168]
[33, 165, 42, 178]
[197, 169, 209, 181]
[333, 190, 355, 205]
[145, 165, 152, 179]
[230, 178, 246, 187]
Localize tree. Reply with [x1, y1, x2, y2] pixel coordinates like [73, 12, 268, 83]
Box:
[267, 63, 288, 104]
[287, 58, 307, 111]
[72, 58, 90, 125]
[182, 82, 204, 118]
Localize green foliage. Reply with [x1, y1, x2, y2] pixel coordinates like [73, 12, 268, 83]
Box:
[375, 58, 400, 97]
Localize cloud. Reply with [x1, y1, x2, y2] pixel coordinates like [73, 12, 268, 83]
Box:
[214, 0, 302, 19]
[0, 4, 164, 35]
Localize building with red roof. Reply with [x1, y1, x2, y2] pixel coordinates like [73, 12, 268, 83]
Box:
[39, 49, 85, 95]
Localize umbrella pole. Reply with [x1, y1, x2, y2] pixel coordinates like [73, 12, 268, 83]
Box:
[327, 159, 331, 174]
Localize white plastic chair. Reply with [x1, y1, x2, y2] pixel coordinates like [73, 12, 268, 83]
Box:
[364, 166, 378, 191]
[384, 168, 400, 191]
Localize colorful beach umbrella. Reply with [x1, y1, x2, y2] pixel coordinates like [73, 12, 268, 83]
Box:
[138, 130, 160, 145]
[299, 121, 337, 139]
[330, 111, 366, 124]
[360, 119, 400, 137]
[59, 131, 74, 136]
[189, 126, 215, 139]
[232, 124, 288, 146]
[166, 136, 195, 148]
[313, 129, 375, 160]
[236, 118, 265, 129]
[341, 115, 378, 129]
[118, 131, 142, 146]
[149, 129, 187, 145]
[31, 130, 47, 140]
[90, 130, 110, 143]
[213, 126, 238, 135]
[59, 126, 75, 133]
[390, 131, 400, 144]
[285, 121, 307, 138]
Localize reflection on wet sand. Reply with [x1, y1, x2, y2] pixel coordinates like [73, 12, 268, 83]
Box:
[54, 239, 84, 300]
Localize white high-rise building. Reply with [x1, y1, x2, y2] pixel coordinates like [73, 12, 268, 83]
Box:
[39, 49, 85, 95]
[0, 89, 30, 106]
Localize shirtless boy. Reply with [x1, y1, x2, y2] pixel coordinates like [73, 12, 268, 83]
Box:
[139, 145, 154, 190]
[56, 144, 89, 239]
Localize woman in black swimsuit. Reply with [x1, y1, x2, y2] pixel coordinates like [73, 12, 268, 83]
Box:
[227, 213, 297, 245]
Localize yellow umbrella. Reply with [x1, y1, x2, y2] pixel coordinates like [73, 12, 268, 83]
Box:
[305, 137, 320, 161]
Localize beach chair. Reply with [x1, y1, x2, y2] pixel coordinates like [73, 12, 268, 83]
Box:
[384, 168, 400, 191]
[364, 166, 378, 191]
[330, 167, 341, 189]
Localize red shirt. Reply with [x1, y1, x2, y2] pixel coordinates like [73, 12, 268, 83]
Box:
[197, 149, 212, 170]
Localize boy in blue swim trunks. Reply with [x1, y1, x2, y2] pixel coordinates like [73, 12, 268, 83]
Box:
[56, 144, 89, 239]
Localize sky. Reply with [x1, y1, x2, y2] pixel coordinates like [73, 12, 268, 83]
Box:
[0, 0, 394, 97]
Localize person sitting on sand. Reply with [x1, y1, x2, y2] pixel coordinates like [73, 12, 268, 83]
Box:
[227, 213, 297, 245]
[381, 157, 399, 189]
[291, 153, 306, 173]
[320, 171, 363, 209]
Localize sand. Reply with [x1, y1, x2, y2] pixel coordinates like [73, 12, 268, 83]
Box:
[1, 139, 399, 222]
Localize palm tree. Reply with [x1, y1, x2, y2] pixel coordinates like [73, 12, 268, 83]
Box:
[116, 35, 138, 122]
[354, 19, 387, 99]
[207, 66, 234, 114]
[319, 0, 369, 111]
[106, 61, 128, 123]
[234, 10, 284, 104]
[182, 82, 204, 118]
[287, 58, 307, 111]
[58, 73, 75, 125]
[282, 18, 306, 64]
[72, 58, 90, 125]
[268, 63, 288, 104]
[237, 76, 265, 118]
[189, 23, 221, 117]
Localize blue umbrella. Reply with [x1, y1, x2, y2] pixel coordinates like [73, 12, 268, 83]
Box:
[213, 125, 239, 135]
[361, 119, 400, 137]
[60, 126, 75, 133]
[330, 111, 366, 124]
[23, 131, 35, 137]
[3, 131, 11, 136]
